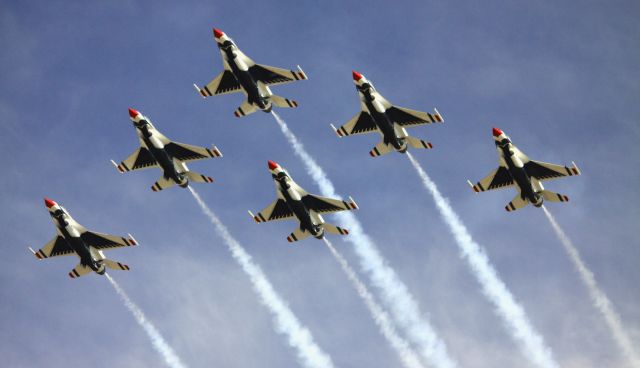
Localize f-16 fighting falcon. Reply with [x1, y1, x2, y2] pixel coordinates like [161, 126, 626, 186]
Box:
[468, 127, 581, 212]
[193, 28, 308, 117]
[29, 198, 137, 279]
[331, 71, 443, 157]
[111, 108, 222, 192]
[249, 161, 359, 242]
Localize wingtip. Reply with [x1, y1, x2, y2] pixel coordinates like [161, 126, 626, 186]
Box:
[110, 160, 124, 173]
[467, 180, 479, 193]
[571, 161, 581, 175]
[127, 234, 138, 246]
[330, 124, 342, 137]
[434, 108, 444, 123]
[211, 145, 223, 157]
[348, 196, 359, 210]
[296, 65, 308, 80]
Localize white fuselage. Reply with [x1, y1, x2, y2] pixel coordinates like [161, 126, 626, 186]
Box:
[216, 34, 273, 111]
[273, 169, 324, 235]
[495, 139, 544, 205]
[49, 205, 106, 271]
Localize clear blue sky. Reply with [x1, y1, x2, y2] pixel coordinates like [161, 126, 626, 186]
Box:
[1, 1, 638, 367]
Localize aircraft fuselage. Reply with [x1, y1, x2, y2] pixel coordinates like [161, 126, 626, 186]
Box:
[53, 214, 104, 274]
[138, 125, 188, 188]
[360, 87, 406, 152]
[498, 143, 543, 207]
[220, 42, 271, 112]
[275, 175, 323, 239]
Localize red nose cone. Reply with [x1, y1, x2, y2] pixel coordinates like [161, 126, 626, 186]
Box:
[268, 160, 279, 170]
[213, 28, 224, 38]
[492, 127, 504, 137]
[128, 108, 140, 118]
[44, 198, 57, 208]
[352, 70, 363, 81]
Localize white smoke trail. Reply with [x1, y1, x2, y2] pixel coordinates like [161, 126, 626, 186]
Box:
[542, 206, 640, 367]
[322, 238, 425, 368]
[105, 273, 187, 368]
[406, 152, 558, 368]
[272, 111, 456, 368]
[187, 186, 335, 368]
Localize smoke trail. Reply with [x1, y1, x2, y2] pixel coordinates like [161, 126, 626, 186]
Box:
[406, 152, 557, 368]
[105, 273, 187, 368]
[187, 186, 335, 368]
[272, 111, 456, 368]
[542, 206, 640, 367]
[323, 238, 425, 368]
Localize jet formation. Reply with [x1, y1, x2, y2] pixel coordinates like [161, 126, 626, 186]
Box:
[29, 199, 137, 278]
[111, 108, 222, 191]
[468, 128, 581, 212]
[331, 71, 443, 157]
[249, 161, 358, 242]
[31, 26, 583, 280]
[194, 28, 308, 117]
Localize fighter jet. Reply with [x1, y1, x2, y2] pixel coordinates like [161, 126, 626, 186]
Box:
[29, 198, 137, 279]
[111, 108, 222, 191]
[467, 128, 581, 212]
[249, 161, 358, 242]
[331, 71, 443, 157]
[193, 28, 308, 117]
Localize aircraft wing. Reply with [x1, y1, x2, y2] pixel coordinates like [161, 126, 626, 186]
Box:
[165, 142, 222, 163]
[115, 147, 158, 173]
[386, 106, 443, 128]
[80, 231, 138, 250]
[525, 160, 581, 182]
[334, 112, 378, 137]
[249, 64, 307, 87]
[302, 195, 358, 214]
[469, 166, 514, 192]
[31, 235, 75, 259]
[252, 199, 294, 223]
[197, 69, 242, 97]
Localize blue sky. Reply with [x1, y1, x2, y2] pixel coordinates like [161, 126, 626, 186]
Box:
[1, 0, 638, 367]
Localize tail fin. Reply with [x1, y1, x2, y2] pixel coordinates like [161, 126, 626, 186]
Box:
[405, 136, 434, 150]
[369, 141, 394, 157]
[270, 95, 299, 109]
[69, 263, 92, 279]
[505, 194, 529, 212]
[103, 259, 131, 271]
[323, 223, 349, 236]
[287, 227, 312, 243]
[234, 100, 258, 117]
[151, 175, 176, 192]
[185, 171, 214, 184]
[540, 190, 570, 203]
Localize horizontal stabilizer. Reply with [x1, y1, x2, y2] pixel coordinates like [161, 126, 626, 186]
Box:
[234, 100, 258, 117]
[270, 94, 299, 109]
[151, 176, 176, 192]
[405, 136, 433, 150]
[369, 141, 394, 157]
[323, 223, 349, 236]
[541, 190, 569, 203]
[69, 263, 92, 279]
[186, 171, 214, 184]
[103, 259, 131, 271]
[505, 194, 529, 212]
[287, 227, 312, 243]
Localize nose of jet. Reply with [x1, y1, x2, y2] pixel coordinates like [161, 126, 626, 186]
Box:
[128, 108, 140, 118]
[44, 198, 57, 208]
[352, 70, 363, 82]
[492, 127, 504, 137]
[213, 28, 224, 38]
[268, 160, 279, 171]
